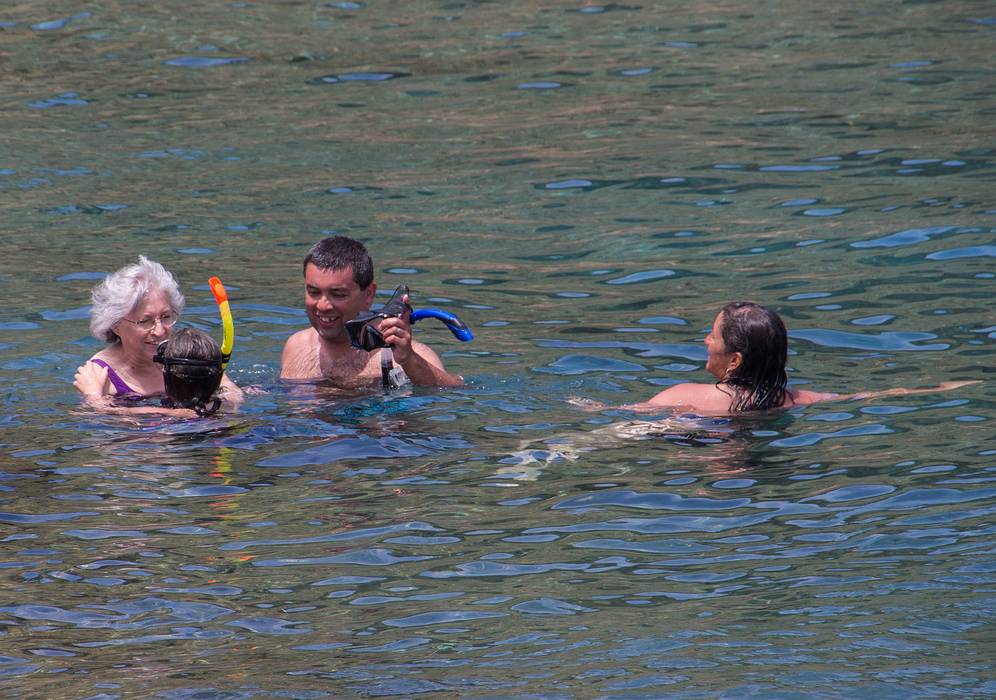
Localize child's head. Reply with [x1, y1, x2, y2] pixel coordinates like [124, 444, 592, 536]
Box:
[154, 328, 224, 416]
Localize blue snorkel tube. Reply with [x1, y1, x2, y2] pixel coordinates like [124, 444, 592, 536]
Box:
[347, 284, 474, 351]
[410, 308, 474, 342]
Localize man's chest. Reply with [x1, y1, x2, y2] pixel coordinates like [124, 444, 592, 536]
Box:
[317, 345, 381, 385]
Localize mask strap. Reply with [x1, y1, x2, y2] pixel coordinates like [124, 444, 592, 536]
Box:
[380, 347, 393, 389]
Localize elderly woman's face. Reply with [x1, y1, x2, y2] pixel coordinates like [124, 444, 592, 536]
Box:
[114, 290, 175, 358]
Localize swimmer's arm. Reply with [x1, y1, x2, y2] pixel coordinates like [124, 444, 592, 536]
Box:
[397, 341, 463, 388]
[833, 380, 981, 402]
[788, 388, 839, 405]
[379, 313, 463, 387]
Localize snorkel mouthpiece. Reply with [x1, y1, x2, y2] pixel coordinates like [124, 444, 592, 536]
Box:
[208, 276, 234, 370]
[346, 284, 474, 351]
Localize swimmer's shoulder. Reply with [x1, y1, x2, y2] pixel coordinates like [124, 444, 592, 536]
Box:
[644, 382, 731, 413]
[280, 329, 321, 379]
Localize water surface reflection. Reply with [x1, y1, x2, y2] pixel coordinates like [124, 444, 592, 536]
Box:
[1, 0, 994, 696]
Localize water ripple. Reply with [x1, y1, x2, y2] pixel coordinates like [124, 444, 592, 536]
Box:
[252, 549, 434, 568]
[382, 610, 505, 628]
[219, 521, 440, 551]
[226, 617, 311, 635]
[790, 329, 948, 351]
[0, 511, 97, 524]
[256, 435, 433, 467]
[770, 423, 894, 447]
[554, 490, 752, 511]
[164, 56, 248, 68]
[851, 225, 977, 248]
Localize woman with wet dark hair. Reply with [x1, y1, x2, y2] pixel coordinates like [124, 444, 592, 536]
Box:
[710, 302, 791, 412]
[572, 301, 975, 416]
[637, 301, 822, 414]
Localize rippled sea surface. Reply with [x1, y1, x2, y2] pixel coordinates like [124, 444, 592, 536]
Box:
[2, 1, 995, 697]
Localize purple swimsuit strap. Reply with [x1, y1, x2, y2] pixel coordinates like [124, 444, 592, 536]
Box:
[89, 358, 144, 399]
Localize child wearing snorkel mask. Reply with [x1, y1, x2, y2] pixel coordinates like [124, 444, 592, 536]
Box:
[75, 328, 230, 417]
[155, 328, 225, 416]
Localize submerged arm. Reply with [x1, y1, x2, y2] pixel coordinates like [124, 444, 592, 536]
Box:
[396, 341, 464, 388]
[835, 380, 980, 402]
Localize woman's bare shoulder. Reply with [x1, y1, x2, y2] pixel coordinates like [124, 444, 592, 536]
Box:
[87, 347, 116, 364]
[635, 383, 730, 413]
[646, 382, 707, 405]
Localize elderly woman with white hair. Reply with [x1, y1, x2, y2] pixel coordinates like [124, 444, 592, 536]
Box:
[74, 256, 241, 406]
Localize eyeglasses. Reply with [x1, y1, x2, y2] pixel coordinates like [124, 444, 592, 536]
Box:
[120, 312, 178, 332]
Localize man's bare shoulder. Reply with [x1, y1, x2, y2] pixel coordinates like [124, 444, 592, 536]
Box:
[283, 328, 317, 350]
[280, 329, 321, 379]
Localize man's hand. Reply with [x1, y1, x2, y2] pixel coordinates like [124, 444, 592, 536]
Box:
[375, 294, 463, 387]
[378, 293, 415, 364]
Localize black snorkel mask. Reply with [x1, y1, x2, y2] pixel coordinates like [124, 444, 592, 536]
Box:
[153, 340, 224, 417]
[346, 284, 474, 351]
[346, 284, 412, 352]
[153, 342, 225, 372]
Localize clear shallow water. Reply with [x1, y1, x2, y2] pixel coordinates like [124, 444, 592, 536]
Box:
[1, 1, 995, 697]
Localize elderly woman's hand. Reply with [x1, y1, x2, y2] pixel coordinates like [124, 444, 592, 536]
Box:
[74, 362, 109, 397]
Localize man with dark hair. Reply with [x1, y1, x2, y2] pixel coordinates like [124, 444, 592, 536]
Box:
[280, 236, 462, 388]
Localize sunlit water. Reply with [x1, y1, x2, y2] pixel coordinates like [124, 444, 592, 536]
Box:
[1, 1, 994, 698]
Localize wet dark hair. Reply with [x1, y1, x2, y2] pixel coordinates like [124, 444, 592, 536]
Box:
[717, 301, 789, 413]
[303, 236, 374, 290]
[156, 328, 224, 417]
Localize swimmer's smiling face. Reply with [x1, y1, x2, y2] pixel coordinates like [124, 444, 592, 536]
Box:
[304, 263, 376, 343]
[115, 290, 174, 360]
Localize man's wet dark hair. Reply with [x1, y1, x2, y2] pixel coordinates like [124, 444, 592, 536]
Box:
[717, 301, 789, 413]
[156, 328, 224, 417]
[303, 236, 374, 290]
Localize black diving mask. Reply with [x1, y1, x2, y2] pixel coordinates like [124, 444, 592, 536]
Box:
[345, 285, 411, 352]
[153, 341, 224, 372]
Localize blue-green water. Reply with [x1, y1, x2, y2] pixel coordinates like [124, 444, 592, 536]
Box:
[1, 2, 994, 697]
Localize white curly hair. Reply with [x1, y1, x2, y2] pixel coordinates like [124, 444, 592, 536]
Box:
[89, 256, 185, 344]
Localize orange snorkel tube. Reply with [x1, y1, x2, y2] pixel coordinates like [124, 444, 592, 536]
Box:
[208, 276, 234, 371]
